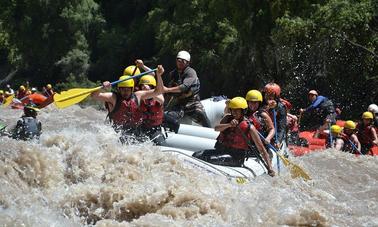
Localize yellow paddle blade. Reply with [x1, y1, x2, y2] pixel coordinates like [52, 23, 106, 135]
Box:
[236, 177, 247, 184]
[276, 152, 311, 181]
[54, 86, 101, 109]
[2, 95, 14, 107]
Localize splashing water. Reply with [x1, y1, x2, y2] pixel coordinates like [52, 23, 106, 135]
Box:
[0, 106, 377, 226]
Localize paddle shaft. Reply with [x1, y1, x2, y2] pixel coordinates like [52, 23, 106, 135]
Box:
[329, 123, 333, 148]
[348, 139, 362, 155]
[238, 126, 270, 171]
[109, 69, 156, 87]
[56, 69, 157, 103]
[273, 109, 280, 174]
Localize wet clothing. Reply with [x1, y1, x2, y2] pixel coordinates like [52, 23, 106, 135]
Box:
[107, 92, 165, 145]
[339, 133, 359, 154]
[192, 115, 254, 167]
[304, 95, 336, 129]
[108, 93, 141, 128]
[16, 90, 28, 100]
[12, 116, 42, 140]
[139, 98, 164, 128]
[268, 101, 287, 144]
[164, 66, 211, 130]
[247, 109, 272, 138]
[44, 89, 54, 97]
[357, 123, 376, 155]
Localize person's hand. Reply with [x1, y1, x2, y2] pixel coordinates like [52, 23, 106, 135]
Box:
[268, 169, 275, 177]
[299, 108, 305, 113]
[135, 59, 144, 68]
[230, 119, 238, 127]
[157, 65, 164, 75]
[103, 81, 111, 89]
[275, 142, 281, 149]
[264, 138, 271, 145]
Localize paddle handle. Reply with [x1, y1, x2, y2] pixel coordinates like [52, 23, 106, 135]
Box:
[348, 139, 362, 155]
[109, 69, 157, 87]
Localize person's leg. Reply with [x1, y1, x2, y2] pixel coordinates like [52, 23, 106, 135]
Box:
[163, 110, 183, 133]
[185, 101, 211, 127]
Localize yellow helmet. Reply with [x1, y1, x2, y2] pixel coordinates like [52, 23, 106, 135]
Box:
[139, 75, 156, 87]
[362, 111, 373, 119]
[330, 125, 342, 135]
[228, 97, 248, 109]
[118, 75, 134, 88]
[47, 84, 52, 89]
[0, 90, 3, 95]
[19, 85, 25, 91]
[245, 90, 263, 102]
[123, 65, 140, 76]
[344, 120, 356, 130]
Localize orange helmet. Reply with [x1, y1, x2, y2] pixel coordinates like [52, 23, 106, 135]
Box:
[264, 83, 281, 97]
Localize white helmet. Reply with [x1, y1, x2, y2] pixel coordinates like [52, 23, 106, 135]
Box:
[368, 104, 378, 114]
[177, 50, 191, 62]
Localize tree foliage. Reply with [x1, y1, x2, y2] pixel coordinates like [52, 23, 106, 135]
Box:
[0, 0, 377, 117]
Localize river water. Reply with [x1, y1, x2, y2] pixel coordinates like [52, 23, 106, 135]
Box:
[0, 105, 377, 226]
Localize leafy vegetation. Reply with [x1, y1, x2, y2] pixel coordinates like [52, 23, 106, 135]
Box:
[0, 0, 377, 117]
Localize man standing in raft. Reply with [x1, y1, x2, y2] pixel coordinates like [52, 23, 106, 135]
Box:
[137, 51, 211, 132]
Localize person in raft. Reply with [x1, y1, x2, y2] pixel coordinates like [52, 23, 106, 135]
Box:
[91, 65, 166, 144]
[192, 97, 275, 176]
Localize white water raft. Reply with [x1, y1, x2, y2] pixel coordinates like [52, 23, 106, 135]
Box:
[158, 145, 277, 181]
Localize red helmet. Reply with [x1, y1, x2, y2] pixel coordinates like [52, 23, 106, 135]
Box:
[264, 82, 281, 97]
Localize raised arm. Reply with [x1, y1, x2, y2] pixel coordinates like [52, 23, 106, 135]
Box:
[136, 65, 165, 104]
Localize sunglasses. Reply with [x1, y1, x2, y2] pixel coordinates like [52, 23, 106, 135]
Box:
[176, 58, 187, 64]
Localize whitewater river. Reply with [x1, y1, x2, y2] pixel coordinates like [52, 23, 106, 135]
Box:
[0, 105, 377, 226]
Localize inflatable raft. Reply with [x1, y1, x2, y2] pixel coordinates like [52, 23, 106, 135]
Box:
[158, 145, 278, 182]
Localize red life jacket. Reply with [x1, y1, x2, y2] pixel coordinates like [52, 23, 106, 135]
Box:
[280, 98, 292, 110]
[17, 90, 27, 100]
[357, 123, 374, 145]
[339, 133, 355, 152]
[247, 112, 262, 132]
[139, 98, 163, 127]
[44, 89, 54, 97]
[217, 118, 251, 150]
[109, 93, 142, 127]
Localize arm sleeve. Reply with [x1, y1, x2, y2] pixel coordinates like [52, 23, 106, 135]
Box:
[179, 69, 198, 92]
[306, 96, 325, 111]
[276, 104, 287, 143]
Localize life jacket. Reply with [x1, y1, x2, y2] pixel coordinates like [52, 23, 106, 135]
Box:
[139, 98, 164, 128]
[280, 98, 292, 110]
[216, 117, 251, 150]
[247, 109, 269, 135]
[14, 117, 41, 140]
[44, 89, 54, 97]
[339, 133, 356, 153]
[108, 93, 142, 128]
[357, 123, 374, 145]
[17, 90, 27, 100]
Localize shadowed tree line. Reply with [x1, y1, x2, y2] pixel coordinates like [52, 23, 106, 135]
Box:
[0, 0, 377, 118]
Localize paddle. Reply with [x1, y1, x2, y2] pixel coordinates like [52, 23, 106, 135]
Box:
[54, 69, 156, 109]
[348, 139, 362, 155]
[273, 109, 280, 174]
[2, 95, 15, 108]
[328, 123, 333, 148]
[256, 130, 311, 181]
